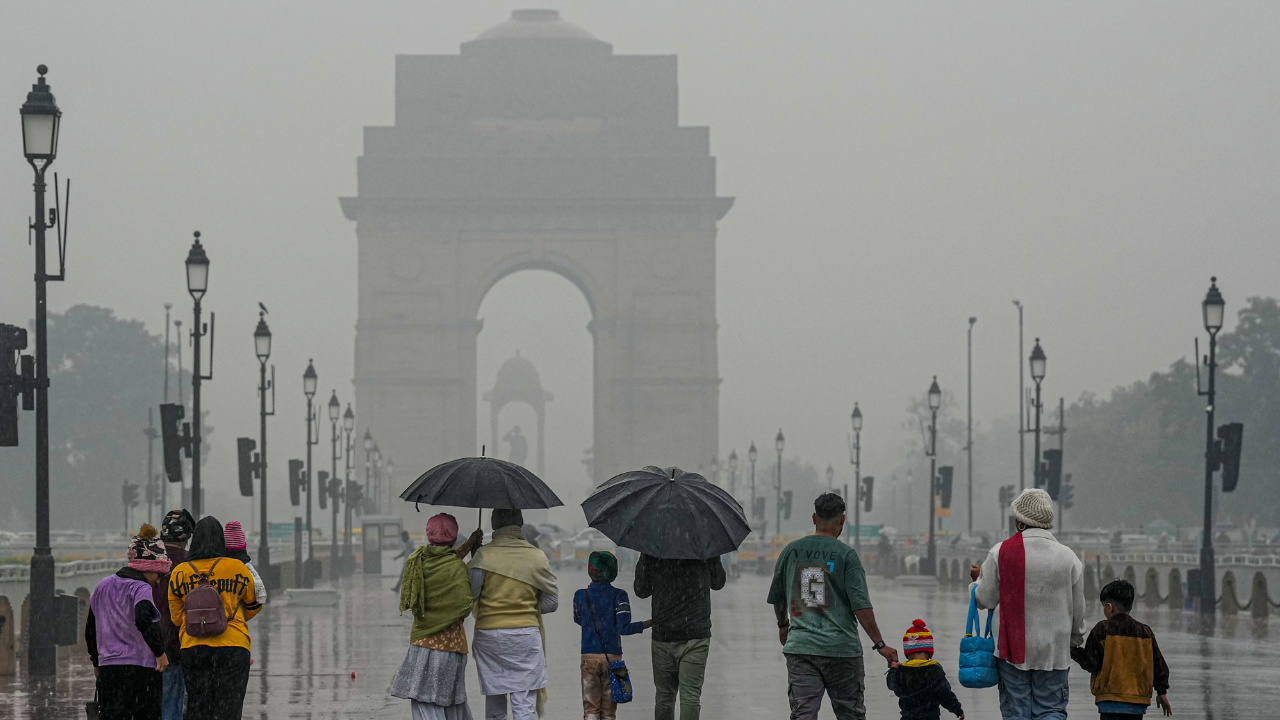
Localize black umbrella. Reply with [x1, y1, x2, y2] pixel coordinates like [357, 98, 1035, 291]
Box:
[581, 465, 750, 560]
[399, 457, 563, 523]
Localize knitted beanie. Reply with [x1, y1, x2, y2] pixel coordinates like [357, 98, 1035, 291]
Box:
[1011, 488, 1054, 529]
[224, 520, 248, 550]
[127, 524, 171, 573]
[161, 508, 195, 543]
[903, 619, 935, 658]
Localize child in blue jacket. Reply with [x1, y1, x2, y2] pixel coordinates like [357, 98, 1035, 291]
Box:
[573, 550, 651, 720]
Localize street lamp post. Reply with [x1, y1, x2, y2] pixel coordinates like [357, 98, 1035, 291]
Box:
[363, 429, 375, 515]
[19, 65, 63, 675]
[850, 403, 862, 550]
[301, 360, 318, 587]
[385, 458, 395, 512]
[924, 378, 941, 576]
[728, 450, 738, 498]
[254, 311, 274, 570]
[1014, 300, 1025, 491]
[1030, 339, 1046, 490]
[185, 233, 213, 518]
[1197, 277, 1225, 616]
[342, 404, 355, 571]
[774, 430, 785, 538]
[967, 317, 976, 536]
[748, 442, 758, 533]
[327, 390, 342, 579]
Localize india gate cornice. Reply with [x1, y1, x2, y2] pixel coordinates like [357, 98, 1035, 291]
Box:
[340, 197, 734, 230]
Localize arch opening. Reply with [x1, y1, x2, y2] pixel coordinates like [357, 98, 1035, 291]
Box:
[477, 269, 594, 530]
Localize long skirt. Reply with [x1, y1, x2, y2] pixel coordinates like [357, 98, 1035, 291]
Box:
[389, 645, 472, 719]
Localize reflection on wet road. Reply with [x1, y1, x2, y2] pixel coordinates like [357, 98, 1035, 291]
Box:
[2, 570, 1276, 718]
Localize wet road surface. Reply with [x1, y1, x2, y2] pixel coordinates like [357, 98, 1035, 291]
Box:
[2, 569, 1276, 718]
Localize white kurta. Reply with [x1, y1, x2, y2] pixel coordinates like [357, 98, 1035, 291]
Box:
[471, 626, 547, 695]
[971, 528, 1086, 671]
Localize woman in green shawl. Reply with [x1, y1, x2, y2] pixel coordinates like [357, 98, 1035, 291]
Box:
[390, 513, 483, 720]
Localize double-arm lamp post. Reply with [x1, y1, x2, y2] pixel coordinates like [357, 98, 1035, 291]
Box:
[727, 450, 738, 498]
[748, 442, 758, 532]
[924, 378, 941, 576]
[774, 430, 785, 538]
[1030, 339, 1046, 489]
[327, 390, 343, 579]
[851, 403, 862, 549]
[20, 64, 62, 677]
[254, 312, 274, 568]
[342, 404, 356, 571]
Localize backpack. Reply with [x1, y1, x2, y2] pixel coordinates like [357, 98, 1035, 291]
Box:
[183, 559, 236, 638]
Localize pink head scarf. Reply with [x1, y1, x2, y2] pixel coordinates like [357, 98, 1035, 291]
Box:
[426, 513, 459, 547]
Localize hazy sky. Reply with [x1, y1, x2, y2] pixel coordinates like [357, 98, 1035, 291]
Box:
[2, 2, 1278, 526]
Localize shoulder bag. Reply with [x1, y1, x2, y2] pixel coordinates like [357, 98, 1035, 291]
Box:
[584, 587, 634, 704]
[958, 584, 998, 688]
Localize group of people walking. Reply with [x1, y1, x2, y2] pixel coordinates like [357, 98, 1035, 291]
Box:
[86, 511, 264, 720]
[86, 486, 1172, 720]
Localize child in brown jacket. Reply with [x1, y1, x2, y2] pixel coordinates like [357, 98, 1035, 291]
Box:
[1071, 579, 1172, 719]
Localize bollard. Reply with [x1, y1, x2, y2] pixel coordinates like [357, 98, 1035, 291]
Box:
[0, 596, 14, 675]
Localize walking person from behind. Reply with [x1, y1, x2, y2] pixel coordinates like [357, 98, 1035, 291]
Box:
[970, 488, 1086, 720]
[574, 550, 651, 720]
[393, 529, 417, 593]
[390, 513, 484, 720]
[168, 516, 263, 720]
[634, 545, 726, 720]
[156, 509, 194, 720]
[223, 520, 267, 605]
[86, 524, 172, 720]
[886, 619, 964, 720]
[469, 508, 560, 720]
[1071, 579, 1172, 718]
[768, 492, 899, 720]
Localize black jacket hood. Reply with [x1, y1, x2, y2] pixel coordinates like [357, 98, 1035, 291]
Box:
[188, 516, 226, 561]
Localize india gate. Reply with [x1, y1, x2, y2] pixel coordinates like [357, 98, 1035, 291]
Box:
[341, 10, 733, 511]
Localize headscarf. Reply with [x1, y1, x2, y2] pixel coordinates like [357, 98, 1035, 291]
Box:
[161, 509, 196, 544]
[188, 516, 227, 561]
[126, 524, 171, 573]
[426, 513, 459, 547]
[588, 550, 618, 584]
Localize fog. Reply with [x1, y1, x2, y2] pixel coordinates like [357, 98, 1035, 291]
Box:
[2, 2, 1278, 532]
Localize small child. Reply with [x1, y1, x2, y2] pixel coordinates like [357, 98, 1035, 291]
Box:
[573, 551, 651, 720]
[886, 619, 964, 720]
[223, 521, 267, 604]
[1071, 579, 1172, 718]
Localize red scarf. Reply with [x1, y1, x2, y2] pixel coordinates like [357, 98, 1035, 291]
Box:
[996, 531, 1026, 664]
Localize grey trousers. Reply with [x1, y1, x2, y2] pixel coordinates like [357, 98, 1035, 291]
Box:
[784, 653, 866, 720]
[996, 659, 1069, 720]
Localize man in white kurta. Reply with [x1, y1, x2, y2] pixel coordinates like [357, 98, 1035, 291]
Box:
[971, 488, 1085, 720]
[468, 509, 558, 720]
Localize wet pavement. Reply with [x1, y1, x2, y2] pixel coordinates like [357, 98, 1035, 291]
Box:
[2, 569, 1277, 718]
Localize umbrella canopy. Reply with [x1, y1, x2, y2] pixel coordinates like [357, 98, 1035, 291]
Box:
[581, 465, 750, 560]
[400, 457, 563, 511]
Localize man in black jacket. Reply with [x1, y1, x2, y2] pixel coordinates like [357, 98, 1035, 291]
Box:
[634, 554, 726, 720]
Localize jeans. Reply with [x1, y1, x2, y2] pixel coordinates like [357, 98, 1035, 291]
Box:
[484, 690, 537, 720]
[651, 638, 710, 720]
[160, 663, 185, 720]
[97, 664, 162, 720]
[996, 658, 1070, 720]
[784, 653, 865, 720]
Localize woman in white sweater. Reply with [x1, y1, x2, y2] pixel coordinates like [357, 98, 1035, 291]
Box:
[970, 488, 1085, 720]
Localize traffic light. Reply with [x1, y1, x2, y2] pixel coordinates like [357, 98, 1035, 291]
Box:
[1217, 422, 1244, 492]
[861, 476, 874, 513]
[1060, 476, 1074, 510]
[288, 459, 305, 507]
[347, 480, 364, 515]
[160, 403, 190, 484]
[317, 471, 329, 510]
[329, 475, 344, 505]
[1041, 449, 1063, 500]
[752, 497, 766, 521]
[782, 490, 793, 520]
[936, 466, 953, 509]
[0, 323, 35, 447]
[122, 481, 140, 509]
[236, 438, 259, 497]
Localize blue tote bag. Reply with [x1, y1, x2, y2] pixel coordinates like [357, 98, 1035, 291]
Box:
[958, 584, 999, 688]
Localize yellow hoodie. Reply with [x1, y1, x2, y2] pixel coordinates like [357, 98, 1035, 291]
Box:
[168, 557, 262, 650]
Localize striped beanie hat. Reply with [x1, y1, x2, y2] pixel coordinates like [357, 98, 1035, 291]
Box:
[903, 619, 935, 657]
[224, 521, 248, 550]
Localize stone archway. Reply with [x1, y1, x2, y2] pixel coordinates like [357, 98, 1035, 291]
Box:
[342, 10, 733, 513]
[1251, 573, 1269, 620]
[1144, 567, 1162, 609]
[1168, 568, 1184, 610]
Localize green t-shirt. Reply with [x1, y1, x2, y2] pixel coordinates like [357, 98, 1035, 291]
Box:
[767, 534, 872, 658]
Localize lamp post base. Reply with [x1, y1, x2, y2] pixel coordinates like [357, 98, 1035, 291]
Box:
[26, 551, 56, 676]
